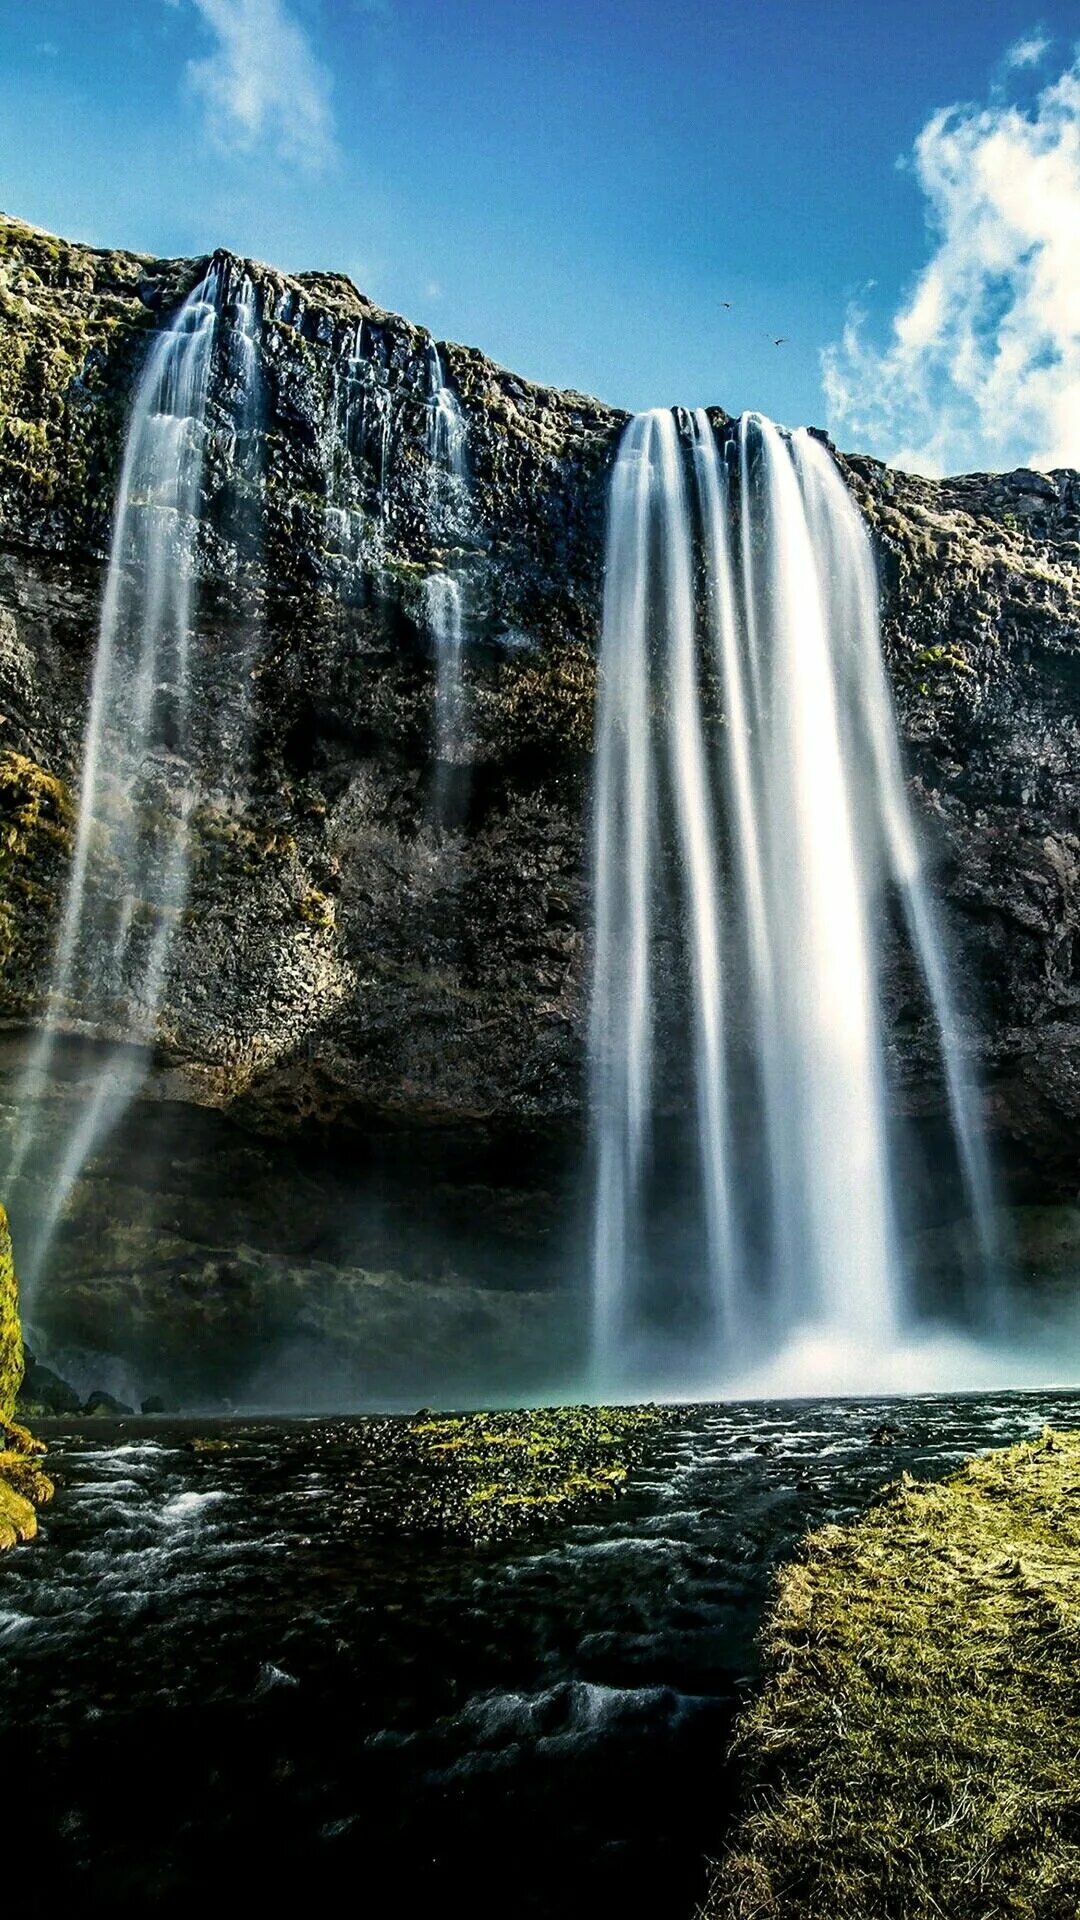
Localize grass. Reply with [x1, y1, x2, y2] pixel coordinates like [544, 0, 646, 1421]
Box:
[707, 1428, 1080, 1920]
[388, 1403, 673, 1545]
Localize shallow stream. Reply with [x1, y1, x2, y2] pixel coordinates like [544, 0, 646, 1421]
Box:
[4, 1389, 1079, 1912]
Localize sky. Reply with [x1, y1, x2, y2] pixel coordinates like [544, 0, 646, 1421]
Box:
[1, 0, 1078, 474]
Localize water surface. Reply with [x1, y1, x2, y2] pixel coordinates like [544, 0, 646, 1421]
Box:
[4, 1390, 1078, 1914]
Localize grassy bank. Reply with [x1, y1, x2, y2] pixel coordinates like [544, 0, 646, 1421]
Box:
[708, 1428, 1080, 1920]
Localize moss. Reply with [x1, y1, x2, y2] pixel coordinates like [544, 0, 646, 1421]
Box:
[707, 1428, 1080, 1920]
[0, 1475, 39, 1551]
[391, 1403, 674, 1545]
[0, 1200, 23, 1421]
[0, 213, 154, 529]
[297, 886, 335, 931]
[0, 749, 75, 979]
[499, 640, 597, 759]
[0, 1201, 53, 1551]
[191, 803, 298, 873]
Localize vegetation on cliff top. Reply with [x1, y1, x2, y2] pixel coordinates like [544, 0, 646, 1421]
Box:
[708, 1428, 1080, 1920]
[0, 1201, 53, 1550]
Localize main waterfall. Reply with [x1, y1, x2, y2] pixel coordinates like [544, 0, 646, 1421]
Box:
[590, 407, 997, 1394]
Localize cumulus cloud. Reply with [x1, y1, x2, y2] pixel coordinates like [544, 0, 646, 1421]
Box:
[823, 47, 1080, 476]
[185, 0, 337, 171]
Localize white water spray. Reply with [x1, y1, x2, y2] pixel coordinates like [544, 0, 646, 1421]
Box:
[590, 408, 998, 1391]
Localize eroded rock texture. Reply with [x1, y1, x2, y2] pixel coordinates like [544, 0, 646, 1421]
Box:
[0, 211, 1076, 1402]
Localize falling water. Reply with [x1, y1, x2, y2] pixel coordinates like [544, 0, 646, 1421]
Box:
[10, 259, 261, 1292]
[427, 343, 467, 480]
[590, 407, 997, 1391]
[426, 572, 466, 786]
[425, 344, 470, 812]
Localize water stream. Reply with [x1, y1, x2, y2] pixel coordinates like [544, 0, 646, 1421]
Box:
[3, 1392, 1076, 1911]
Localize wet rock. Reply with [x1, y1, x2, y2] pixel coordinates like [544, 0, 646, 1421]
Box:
[82, 1389, 134, 1417]
[17, 1347, 81, 1416]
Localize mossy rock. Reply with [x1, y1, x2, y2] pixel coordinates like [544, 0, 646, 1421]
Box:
[391, 1402, 675, 1545]
[0, 1200, 23, 1420]
[0, 1202, 54, 1551]
[0, 1474, 39, 1551]
[0, 749, 75, 983]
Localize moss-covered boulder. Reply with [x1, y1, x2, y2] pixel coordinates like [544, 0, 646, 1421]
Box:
[0, 1199, 23, 1419]
[348, 1402, 675, 1545]
[0, 1201, 53, 1549]
[708, 1428, 1080, 1920]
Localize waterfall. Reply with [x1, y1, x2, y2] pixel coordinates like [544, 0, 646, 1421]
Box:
[590, 407, 997, 1391]
[426, 571, 466, 790]
[10, 258, 261, 1293]
[427, 343, 467, 480]
[425, 344, 470, 816]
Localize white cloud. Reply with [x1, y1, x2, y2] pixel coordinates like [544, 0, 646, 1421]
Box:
[1004, 31, 1051, 71]
[185, 0, 337, 171]
[823, 48, 1080, 476]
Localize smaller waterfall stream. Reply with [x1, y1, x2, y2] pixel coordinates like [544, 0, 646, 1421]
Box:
[425, 344, 470, 818]
[591, 407, 998, 1393]
[10, 259, 262, 1293]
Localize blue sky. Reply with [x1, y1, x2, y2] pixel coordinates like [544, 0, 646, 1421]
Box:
[2, 1, 1078, 471]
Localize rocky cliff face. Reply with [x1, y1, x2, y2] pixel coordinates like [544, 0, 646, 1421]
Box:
[0, 211, 1077, 1404]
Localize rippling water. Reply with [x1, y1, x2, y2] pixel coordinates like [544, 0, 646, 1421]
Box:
[5, 1390, 1080, 1913]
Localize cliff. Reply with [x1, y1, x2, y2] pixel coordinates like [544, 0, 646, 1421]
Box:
[0, 210, 1077, 1403]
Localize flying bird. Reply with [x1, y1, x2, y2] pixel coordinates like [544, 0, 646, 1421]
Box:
[773, 336, 788, 346]
[721, 300, 732, 309]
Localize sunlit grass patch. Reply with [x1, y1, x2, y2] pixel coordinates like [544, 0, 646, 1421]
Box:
[708, 1428, 1080, 1920]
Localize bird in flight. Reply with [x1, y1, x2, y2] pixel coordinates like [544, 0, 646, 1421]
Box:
[773, 336, 788, 346]
[721, 300, 732, 309]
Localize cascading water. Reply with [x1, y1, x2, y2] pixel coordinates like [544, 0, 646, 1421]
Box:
[427, 342, 467, 480]
[590, 406, 998, 1393]
[10, 259, 261, 1293]
[425, 343, 470, 816]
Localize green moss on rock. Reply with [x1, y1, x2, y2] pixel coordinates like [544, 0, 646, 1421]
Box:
[707, 1428, 1080, 1920]
[0, 1200, 23, 1420]
[0, 1201, 54, 1550]
[0, 748, 75, 979]
[392, 1402, 674, 1544]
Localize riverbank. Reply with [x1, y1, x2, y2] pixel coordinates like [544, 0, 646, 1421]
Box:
[708, 1427, 1080, 1919]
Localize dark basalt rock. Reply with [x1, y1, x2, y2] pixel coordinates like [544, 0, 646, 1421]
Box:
[17, 1345, 80, 1416]
[0, 209, 1077, 1397]
[82, 1389, 134, 1418]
